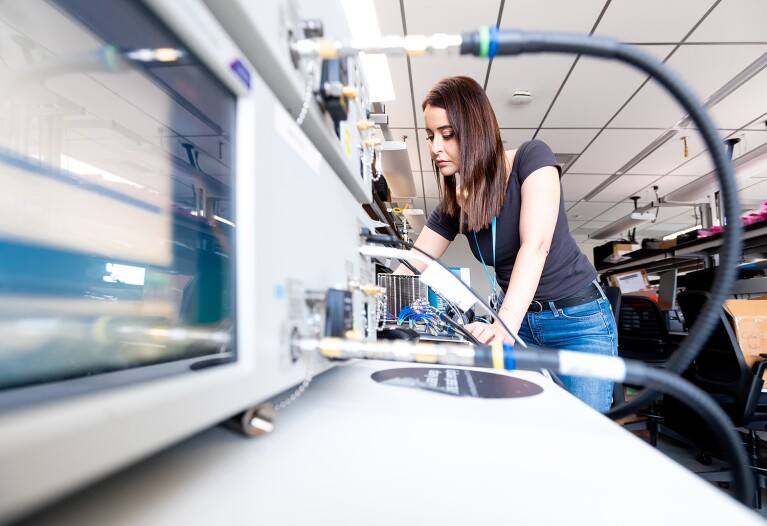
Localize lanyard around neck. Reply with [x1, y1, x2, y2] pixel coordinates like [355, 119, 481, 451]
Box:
[473, 217, 497, 295]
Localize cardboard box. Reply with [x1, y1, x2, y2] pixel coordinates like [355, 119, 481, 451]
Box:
[658, 239, 677, 250]
[723, 297, 767, 382]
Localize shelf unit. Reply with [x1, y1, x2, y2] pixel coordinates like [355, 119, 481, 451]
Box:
[596, 222, 767, 289]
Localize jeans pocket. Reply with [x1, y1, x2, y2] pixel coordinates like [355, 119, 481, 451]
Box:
[559, 299, 603, 320]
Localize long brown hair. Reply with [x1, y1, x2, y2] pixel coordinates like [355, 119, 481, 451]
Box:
[422, 76, 507, 232]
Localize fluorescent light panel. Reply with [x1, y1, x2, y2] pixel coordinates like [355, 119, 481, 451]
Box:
[340, 0, 395, 102]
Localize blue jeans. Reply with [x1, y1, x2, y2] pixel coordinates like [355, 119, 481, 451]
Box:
[499, 280, 618, 412]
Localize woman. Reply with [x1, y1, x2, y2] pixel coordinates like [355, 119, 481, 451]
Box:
[403, 76, 617, 412]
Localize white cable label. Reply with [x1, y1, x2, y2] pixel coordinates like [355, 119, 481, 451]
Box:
[419, 263, 476, 311]
[557, 351, 627, 382]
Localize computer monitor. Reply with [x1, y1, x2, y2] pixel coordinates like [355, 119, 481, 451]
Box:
[657, 269, 679, 311]
[0, 0, 376, 522]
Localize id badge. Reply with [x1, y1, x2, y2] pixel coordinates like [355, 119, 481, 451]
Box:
[489, 293, 499, 311]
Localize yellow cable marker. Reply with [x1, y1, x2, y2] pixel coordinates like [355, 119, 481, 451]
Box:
[491, 339, 504, 370]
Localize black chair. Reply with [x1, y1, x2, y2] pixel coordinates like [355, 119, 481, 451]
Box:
[603, 287, 624, 404]
[665, 290, 767, 507]
[604, 286, 622, 324]
[616, 294, 678, 444]
[617, 295, 676, 363]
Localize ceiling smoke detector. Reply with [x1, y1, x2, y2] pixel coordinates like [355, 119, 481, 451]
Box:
[509, 90, 533, 106]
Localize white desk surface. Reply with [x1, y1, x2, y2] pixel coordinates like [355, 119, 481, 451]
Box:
[22, 360, 766, 525]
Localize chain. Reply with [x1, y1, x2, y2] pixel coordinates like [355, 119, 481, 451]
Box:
[273, 353, 319, 412]
[295, 60, 316, 126]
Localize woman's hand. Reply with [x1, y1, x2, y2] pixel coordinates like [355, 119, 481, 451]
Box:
[464, 310, 521, 344]
[464, 322, 499, 344]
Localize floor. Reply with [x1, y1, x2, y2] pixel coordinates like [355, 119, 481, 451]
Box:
[627, 423, 767, 518]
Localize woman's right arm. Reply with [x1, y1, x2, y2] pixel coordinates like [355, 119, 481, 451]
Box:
[393, 226, 451, 274]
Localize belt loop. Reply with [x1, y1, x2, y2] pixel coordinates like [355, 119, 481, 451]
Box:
[593, 278, 607, 300]
[548, 301, 558, 315]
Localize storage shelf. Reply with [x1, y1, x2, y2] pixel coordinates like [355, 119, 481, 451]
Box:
[596, 223, 767, 290]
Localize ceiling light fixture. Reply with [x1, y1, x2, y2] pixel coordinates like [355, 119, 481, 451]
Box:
[380, 140, 416, 198]
[587, 210, 656, 240]
[509, 90, 533, 105]
[340, 0, 395, 102]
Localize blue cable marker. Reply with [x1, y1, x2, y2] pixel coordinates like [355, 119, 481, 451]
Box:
[503, 343, 516, 371]
[488, 26, 499, 59]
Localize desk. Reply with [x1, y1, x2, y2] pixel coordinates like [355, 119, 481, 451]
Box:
[20, 361, 766, 525]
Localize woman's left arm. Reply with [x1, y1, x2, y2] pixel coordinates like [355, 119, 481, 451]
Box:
[493, 165, 561, 341]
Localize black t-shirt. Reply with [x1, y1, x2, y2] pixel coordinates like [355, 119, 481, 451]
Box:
[425, 140, 597, 301]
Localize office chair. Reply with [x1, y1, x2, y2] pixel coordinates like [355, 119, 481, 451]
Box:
[617, 295, 676, 363]
[665, 290, 767, 507]
[616, 294, 678, 444]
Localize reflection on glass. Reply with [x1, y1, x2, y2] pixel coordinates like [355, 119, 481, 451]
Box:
[0, 0, 236, 394]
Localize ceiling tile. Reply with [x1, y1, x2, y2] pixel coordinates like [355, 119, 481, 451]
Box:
[626, 129, 704, 175]
[566, 201, 614, 222]
[568, 129, 665, 174]
[543, 46, 673, 128]
[687, 0, 767, 43]
[594, 0, 715, 43]
[590, 175, 660, 202]
[738, 173, 767, 192]
[373, 0, 404, 34]
[500, 129, 537, 150]
[595, 202, 637, 222]
[416, 170, 440, 198]
[708, 64, 767, 130]
[745, 113, 767, 130]
[669, 152, 714, 176]
[403, 0, 498, 34]
[572, 221, 611, 236]
[499, 0, 605, 33]
[561, 173, 610, 201]
[535, 129, 600, 154]
[384, 56, 417, 128]
[487, 54, 578, 128]
[637, 175, 700, 198]
[423, 197, 441, 217]
[610, 44, 767, 128]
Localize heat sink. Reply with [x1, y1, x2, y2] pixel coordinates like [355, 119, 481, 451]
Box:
[377, 274, 429, 317]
